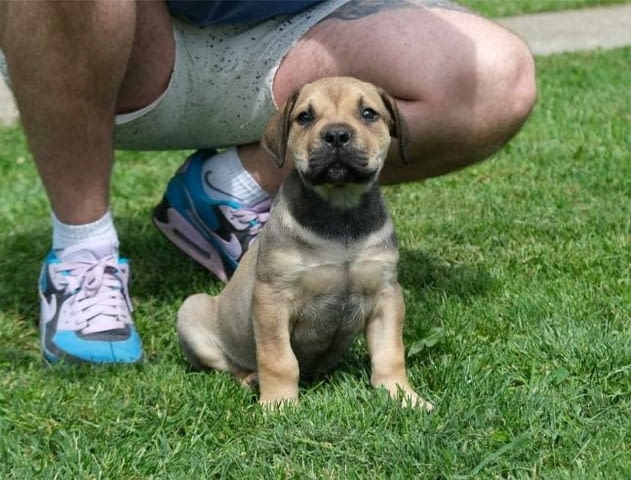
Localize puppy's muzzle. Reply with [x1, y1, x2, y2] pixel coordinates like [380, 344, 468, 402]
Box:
[304, 124, 376, 186]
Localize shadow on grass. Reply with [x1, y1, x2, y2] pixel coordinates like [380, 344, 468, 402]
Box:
[115, 214, 224, 300]
[0, 212, 223, 323]
[399, 248, 496, 302]
[1, 220, 495, 319]
[0, 211, 495, 385]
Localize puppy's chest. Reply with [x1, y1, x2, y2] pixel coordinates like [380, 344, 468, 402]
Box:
[288, 246, 398, 328]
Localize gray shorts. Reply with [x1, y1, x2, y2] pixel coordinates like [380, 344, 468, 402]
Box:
[115, 0, 350, 150]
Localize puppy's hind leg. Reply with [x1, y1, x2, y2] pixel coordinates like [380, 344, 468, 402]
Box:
[177, 293, 232, 372]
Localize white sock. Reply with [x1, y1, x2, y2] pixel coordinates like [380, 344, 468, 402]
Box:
[52, 209, 119, 253]
[201, 147, 270, 206]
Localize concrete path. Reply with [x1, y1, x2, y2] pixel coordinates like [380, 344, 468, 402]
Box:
[1, 3, 630, 125]
[0, 77, 17, 125]
[498, 4, 631, 55]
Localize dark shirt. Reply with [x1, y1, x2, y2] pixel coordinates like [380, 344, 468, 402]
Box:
[166, 0, 326, 26]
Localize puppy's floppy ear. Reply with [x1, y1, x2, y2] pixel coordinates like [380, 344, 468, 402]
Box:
[261, 89, 300, 168]
[379, 89, 409, 164]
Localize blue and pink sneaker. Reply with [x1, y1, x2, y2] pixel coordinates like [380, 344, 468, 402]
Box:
[39, 241, 143, 364]
[153, 150, 271, 282]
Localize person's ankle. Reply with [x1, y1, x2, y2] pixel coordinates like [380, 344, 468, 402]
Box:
[51, 209, 119, 253]
[237, 143, 290, 194]
[200, 147, 271, 206]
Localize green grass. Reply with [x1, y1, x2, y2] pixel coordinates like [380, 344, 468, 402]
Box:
[1, 47, 629, 478]
[459, 0, 630, 17]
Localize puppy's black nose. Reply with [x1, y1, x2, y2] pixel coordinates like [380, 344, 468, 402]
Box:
[322, 126, 352, 148]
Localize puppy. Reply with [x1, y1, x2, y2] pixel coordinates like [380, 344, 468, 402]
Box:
[177, 77, 432, 410]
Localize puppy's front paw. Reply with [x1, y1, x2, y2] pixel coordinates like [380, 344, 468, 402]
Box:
[378, 382, 434, 412]
[259, 392, 299, 410]
[398, 388, 434, 412]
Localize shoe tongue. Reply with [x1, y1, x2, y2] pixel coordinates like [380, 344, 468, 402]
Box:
[57, 241, 118, 263]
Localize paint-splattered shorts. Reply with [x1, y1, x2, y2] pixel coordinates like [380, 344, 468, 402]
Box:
[114, 0, 350, 150]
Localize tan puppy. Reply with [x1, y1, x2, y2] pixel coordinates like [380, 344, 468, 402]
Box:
[177, 77, 433, 410]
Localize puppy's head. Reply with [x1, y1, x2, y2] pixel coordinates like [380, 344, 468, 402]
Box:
[262, 77, 408, 199]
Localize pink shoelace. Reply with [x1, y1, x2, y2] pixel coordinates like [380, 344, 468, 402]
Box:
[228, 208, 270, 236]
[219, 197, 272, 240]
[52, 255, 132, 333]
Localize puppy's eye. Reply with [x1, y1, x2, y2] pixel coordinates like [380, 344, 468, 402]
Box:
[361, 107, 379, 122]
[296, 111, 314, 125]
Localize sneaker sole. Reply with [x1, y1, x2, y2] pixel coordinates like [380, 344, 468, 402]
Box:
[153, 196, 230, 283]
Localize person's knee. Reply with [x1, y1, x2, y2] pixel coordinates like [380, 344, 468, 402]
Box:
[408, 24, 536, 173]
[479, 32, 537, 138]
[498, 36, 536, 130]
[430, 27, 537, 154]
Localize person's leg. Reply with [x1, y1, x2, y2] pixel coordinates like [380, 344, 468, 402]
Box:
[0, 0, 173, 226]
[151, 0, 535, 280]
[0, 0, 174, 363]
[251, 0, 536, 184]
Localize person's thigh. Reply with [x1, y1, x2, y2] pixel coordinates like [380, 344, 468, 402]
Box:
[275, 0, 535, 178]
[274, 0, 478, 105]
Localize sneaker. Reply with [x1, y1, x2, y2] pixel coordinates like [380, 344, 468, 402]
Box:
[153, 150, 271, 282]
[38, 241, 143, 364]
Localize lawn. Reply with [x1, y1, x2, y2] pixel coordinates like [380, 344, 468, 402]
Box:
[459, 0, 629, 16]
[0, 39, 629, 480]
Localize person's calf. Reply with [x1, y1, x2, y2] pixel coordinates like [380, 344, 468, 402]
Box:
[0, 0, 140, 225]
